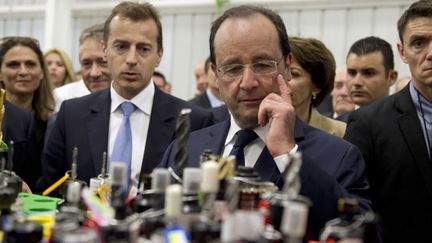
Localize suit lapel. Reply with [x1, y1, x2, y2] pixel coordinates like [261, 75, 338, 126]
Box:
[87, 90, 110, 175]
[395, 87, 432, 195]
[205, 119, 230, 156]
[141, 88, 178, 174]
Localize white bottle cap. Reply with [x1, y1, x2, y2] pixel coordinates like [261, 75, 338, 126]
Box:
[183, 167, 202, 194]
[281, 200, 309, 237]
[200, 160, 220, 193]
[151, 168, 170, 193]
[165, 184, 183, 218]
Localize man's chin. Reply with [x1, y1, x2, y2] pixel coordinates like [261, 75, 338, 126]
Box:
[352, 97, 370, 107]
[90, 82, 110, 92]
[232, 112, 259, 129]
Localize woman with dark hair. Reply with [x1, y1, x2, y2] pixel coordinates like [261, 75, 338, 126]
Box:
[289, 36, 346, 137]
[0, 36, 54, 189]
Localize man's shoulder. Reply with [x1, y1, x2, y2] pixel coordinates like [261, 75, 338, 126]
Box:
[155, 91, 212, 115]
[302, 121, 354, 149]
[188, 93, 206, 103]
[61, 88, 109, 110]
[351, 91, 404, 119]
[190, 119, 227, 135]
[54, 80, 90, 99]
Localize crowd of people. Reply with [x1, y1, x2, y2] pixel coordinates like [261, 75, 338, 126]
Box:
[0, 0, 431, 242]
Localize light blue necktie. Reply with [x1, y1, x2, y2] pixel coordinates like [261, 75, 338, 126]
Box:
[111, 102, 136, 189]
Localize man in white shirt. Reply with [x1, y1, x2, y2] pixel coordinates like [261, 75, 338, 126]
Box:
[39, 1, 212, 193]
[53, 24, 111, 112]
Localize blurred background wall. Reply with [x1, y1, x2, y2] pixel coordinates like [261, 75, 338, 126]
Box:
[0, 0, 414, 99]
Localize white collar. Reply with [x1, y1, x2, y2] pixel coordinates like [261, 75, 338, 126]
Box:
[225, 114, 268, 145]
[110, 81, 154, 115]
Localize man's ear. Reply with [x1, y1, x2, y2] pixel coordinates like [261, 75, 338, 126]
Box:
[397, 42, 408, 64]
[211, 63, 217, 78]
[156, 48, 164, 67]
[388, 70, 398, 86]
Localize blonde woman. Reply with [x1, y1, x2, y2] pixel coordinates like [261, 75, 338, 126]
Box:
[45, 48, 76, 88]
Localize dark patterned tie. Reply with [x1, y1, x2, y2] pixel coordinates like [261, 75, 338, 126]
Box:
[229, 129, 258, 167]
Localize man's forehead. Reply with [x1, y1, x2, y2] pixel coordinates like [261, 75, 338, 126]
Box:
[404, 17, 432, 40]
[347, 52, 385, 68]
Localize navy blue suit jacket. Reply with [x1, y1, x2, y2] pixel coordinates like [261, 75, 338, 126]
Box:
[3, 101, 39, 189]
[160, 118, 371, 238]
[38, 86, 213, 192]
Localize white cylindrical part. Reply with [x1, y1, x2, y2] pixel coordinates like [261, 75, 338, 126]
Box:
[67, 181, 81, 204]
[281, 200, 309, 237]
[165, 184, 183, 218]
[89, 177, 101, 194]
[152, 168, 170, 193]
[200, 160, 220, 193]
[183, 167, 201, 194]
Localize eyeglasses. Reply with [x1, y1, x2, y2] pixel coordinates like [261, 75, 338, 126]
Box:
[0, 36, 40, 47]
[217, 58, 283, 81]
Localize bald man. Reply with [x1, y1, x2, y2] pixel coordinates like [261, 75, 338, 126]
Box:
[330, 68, 355, 121]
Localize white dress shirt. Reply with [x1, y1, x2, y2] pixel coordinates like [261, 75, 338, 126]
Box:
[222, 115, 298, 173]
[53, 79, 91, 112]
[108, 82, 154, 181]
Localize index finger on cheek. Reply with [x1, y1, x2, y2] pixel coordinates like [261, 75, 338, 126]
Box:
[277, 74, 290, 100]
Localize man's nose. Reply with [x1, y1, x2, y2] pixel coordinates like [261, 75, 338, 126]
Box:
[426, 41, 432, 62]
[351, 73, 363, 87]
[90, 63, 100, 77]
[126, 47, 138, 66]
[239, 66, 259, 89]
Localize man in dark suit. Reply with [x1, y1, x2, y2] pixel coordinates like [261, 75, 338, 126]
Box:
[190, 57, 228, 123]
[160, 5, 371, 239]
[344, 1, 432, 242]
[189, 57, 225, 109]
[38, 2, 212, 192]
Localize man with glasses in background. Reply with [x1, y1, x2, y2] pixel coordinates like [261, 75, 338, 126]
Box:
[160, 5, 371, 240]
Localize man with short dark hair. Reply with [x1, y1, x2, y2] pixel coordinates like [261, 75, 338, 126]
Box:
[344, 1, 432, 242]
[39, 1, 212, 192]
[161, 5, 371, 239]
[346, 36, 398, 106]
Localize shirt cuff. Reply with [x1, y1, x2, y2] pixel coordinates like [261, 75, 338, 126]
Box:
[274, 144, 298, 173]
